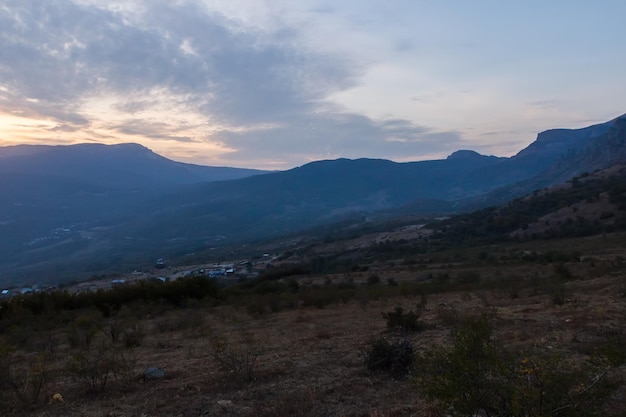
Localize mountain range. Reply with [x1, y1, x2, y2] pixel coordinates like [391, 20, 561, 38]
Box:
[1, 114, 625, 286]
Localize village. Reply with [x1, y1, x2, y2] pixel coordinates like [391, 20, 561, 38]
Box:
[0, 253, 280, 299]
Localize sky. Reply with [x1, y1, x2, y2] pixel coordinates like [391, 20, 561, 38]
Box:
[1, 1, 625, 170]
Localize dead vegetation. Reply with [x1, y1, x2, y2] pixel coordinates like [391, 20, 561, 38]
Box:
[1, 234, 625, 416]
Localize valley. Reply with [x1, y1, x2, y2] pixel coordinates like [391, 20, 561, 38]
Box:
[1, 114, 625, 286]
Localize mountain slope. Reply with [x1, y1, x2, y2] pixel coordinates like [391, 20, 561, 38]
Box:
[1, 114, 625, 285]
[0, 143, 268, 285]
[462, 114, 626, 208]
[112, 154, 509, 243]
[0, 143, 266, 189]
[112, 114, 626, 258]
[428, 163, 626, 244]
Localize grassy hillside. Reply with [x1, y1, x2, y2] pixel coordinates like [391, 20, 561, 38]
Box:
[430, 164, 626, 244]
[1, 224, 624, 416]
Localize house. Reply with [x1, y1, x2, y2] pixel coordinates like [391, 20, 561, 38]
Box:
[208, 269, 226, 278]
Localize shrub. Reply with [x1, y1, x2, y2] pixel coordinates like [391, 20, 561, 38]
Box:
[365, 337, 414, 378]
[121, 324, 145, 348]
[367, 274, 381, 285]
[110, 350, 137, 389]
[595, 336, 626, 366]
[456, 270, 481, 286]
[382, 305, 423, 332]
[548, 282, 570, 306]
[69, 341, 116, 394]
[35, 332, 59, 358]
[0, 347, 51, 408]
[211, 330, 260, 384]
[553, 263, 574, 281]
[435, 305, 459, 327]
[415, 316, 617, 417]
[67, 310, 103, 350]
[13, 352, 51, 407]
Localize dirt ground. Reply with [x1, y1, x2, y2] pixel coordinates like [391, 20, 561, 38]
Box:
[18, 265, 625, 417]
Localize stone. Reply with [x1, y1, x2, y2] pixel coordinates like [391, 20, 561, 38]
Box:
[143, 367, 166, 380]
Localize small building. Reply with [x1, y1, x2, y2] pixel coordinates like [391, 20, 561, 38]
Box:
[208, 269, 226, 278]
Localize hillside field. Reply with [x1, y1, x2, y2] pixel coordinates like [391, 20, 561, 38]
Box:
[1, 233, 624, 416]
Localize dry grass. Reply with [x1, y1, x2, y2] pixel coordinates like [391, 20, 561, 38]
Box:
[3, 235, 626, 417]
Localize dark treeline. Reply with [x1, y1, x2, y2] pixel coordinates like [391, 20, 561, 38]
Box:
[0, 276, 221, 322]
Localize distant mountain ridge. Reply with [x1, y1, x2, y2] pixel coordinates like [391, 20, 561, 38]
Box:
[469, 114, 626, 206]
[0, 143, 267, 188]
[0, 114, 625, 285]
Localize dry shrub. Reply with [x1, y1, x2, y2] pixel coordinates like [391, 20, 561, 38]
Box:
[210, 329, 260, 384]
[365, 337, 414, 378]
[0, 348, 52, 409]
[415, 316, 618, 417]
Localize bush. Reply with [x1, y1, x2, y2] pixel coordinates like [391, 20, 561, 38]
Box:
[415, 316, 617, 417]
[367, 274, 381, 285]
[456, 270, 481, 286]
[69, 341, 116, 394]
[67, 310, 103, 350]
[382, 305, 423, 332]
[0, 347, 51, 408]
[436, 305, 459, 327]
[553, 263, 574, 281]
[121, 324, 145, 348]
[211, 330, 260, 384]
[365, 337, 414, 378]
[595, 336, 626, 366]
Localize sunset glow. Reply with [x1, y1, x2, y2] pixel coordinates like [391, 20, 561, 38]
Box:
[1, 1, 625, 169]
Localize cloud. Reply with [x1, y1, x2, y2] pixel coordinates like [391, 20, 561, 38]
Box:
[0, 0, 469, 168]
[527, 99, 560, 110]
[214, 110, 464, 167]
[111, 119, 196, 143]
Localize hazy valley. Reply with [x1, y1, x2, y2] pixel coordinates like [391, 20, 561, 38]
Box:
[1, 114, 625, 287]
